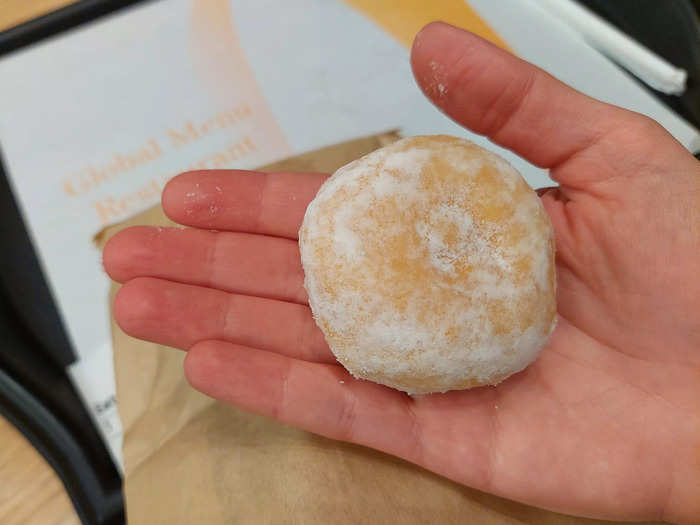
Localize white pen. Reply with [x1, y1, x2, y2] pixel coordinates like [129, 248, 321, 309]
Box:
[532, 0, 687, 95]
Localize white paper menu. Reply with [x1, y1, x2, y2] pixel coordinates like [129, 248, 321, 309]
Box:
[0, 0, 697, 469]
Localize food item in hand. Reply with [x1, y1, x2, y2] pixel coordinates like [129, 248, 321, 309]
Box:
[299, 135, 556, 394]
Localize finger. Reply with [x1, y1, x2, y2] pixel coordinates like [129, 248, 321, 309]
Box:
[103, 226, 307, 304]
[113, 277, 332, 363]
[184, 341, 429, 464]
[162, 170, 327, 238]
[410, 22, 675, 185]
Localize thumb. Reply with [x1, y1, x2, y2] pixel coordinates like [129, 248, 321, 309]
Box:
[411, 22, 683, 189]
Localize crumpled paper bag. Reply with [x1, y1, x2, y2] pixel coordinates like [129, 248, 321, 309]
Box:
[100, 132, 654, 525]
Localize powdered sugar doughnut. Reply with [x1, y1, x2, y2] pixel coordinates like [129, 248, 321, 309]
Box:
[299, 135, 556, 394]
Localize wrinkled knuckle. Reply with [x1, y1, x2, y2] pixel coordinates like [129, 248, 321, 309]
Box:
[335, 393, 359, 442]
[273, 360, 293, 421]
[476, 68, 538, 139]
[404, 401, 425, 464]
[222, 294, 242, 335]
[207, 232, 226, 288]
[296, 308, 320, 360]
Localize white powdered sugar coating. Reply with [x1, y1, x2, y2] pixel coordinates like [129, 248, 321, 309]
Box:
[299, 135, 556, 394]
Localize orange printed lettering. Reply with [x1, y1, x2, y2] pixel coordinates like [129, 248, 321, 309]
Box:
[168, 121, 201, 149]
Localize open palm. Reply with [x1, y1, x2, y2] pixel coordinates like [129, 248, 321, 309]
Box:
[103, 23, 700, 523]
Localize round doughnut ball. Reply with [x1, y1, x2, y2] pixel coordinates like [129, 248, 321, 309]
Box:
[299, 135, 556, 394]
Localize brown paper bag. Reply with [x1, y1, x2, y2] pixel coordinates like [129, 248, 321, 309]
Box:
[101, 133, 659, 525]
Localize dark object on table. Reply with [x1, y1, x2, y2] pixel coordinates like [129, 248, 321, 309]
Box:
[0, 154, 124, 524]
[0, 299, 124, 525]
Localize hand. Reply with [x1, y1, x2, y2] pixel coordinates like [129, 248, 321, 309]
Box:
[103, 22, 700, 523]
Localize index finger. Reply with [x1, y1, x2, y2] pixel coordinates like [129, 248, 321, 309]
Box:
[162, 170, 327, 239]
